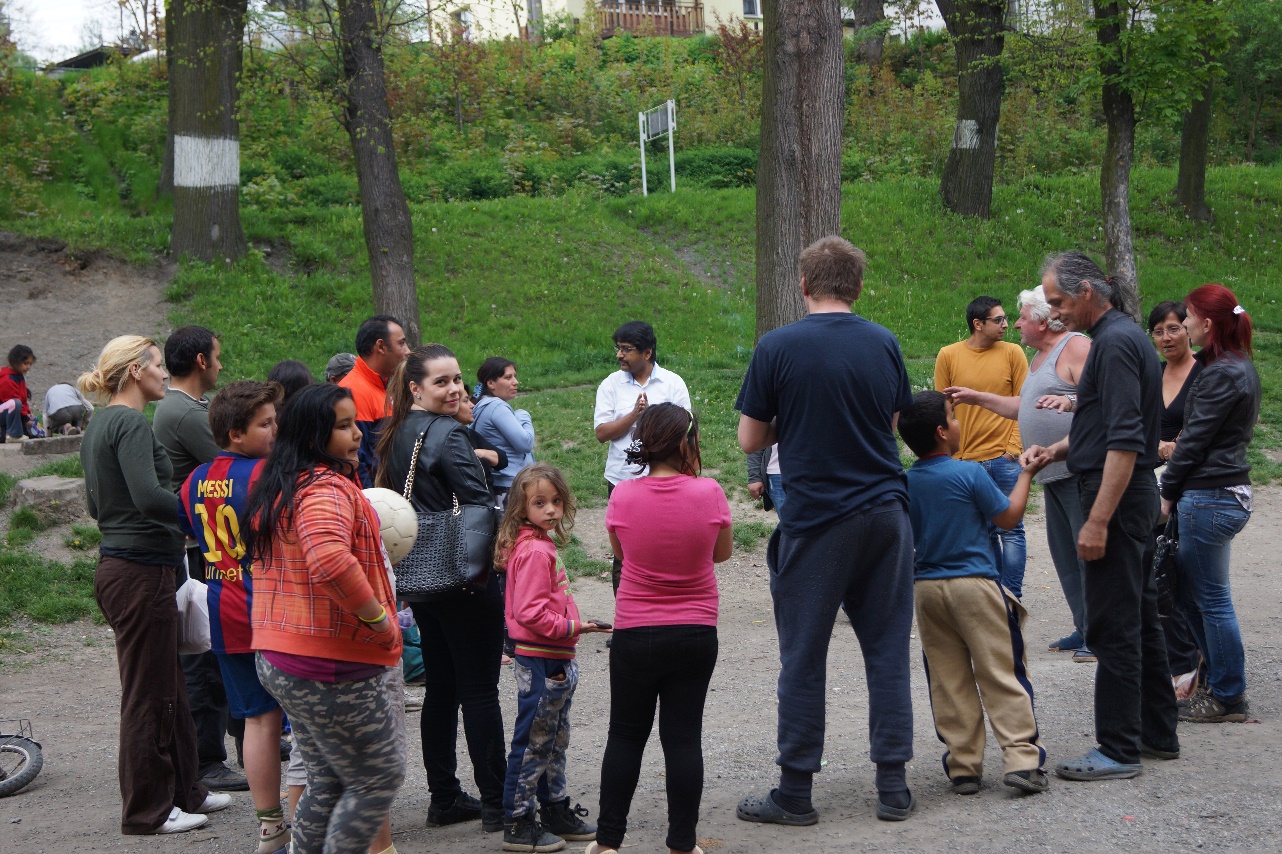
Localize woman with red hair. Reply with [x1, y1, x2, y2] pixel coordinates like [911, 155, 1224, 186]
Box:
[1159, 283, 1260, 723]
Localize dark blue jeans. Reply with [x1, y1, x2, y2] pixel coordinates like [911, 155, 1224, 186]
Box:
[769, 501, 915, 790]
[598, 626, 717, 852]
[980, 455, 1027, 598]
[1078, 469, 1179, 763]
[2, 403, 23, 439]
[1175, 488, 1251, 701]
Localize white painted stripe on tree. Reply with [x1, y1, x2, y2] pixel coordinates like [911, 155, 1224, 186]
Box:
[952, 119, 980, 150]
[174, 136, 240, 188]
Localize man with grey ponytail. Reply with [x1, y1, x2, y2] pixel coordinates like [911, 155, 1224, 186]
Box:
[1022, 251, 1179, 782]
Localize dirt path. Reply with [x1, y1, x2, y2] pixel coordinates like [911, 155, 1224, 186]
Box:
[3, 488, 1280, 853]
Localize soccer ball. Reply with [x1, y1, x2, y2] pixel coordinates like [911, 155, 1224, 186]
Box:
[362, 488, 418, 565]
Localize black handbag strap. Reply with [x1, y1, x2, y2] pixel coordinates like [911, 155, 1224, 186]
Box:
[402, 415, 460, 515]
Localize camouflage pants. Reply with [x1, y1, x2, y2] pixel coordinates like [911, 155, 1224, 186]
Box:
[256, 654, 406, 854]
[503, 655, 578, 818]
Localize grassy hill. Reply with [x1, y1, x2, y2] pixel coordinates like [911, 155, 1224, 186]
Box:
[8, 164, 1278, 506]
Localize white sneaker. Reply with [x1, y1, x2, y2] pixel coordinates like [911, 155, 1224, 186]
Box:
[196, 791, 233, 814]
[156, 807, 209, 834]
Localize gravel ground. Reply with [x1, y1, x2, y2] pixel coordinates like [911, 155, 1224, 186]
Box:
[2, 488, 1280, 853]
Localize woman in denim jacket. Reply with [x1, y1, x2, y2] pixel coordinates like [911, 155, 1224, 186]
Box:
[1159, 283, 1261, 724]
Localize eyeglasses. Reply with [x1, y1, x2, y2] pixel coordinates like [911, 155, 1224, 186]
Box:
[615, 344, 637, 355]
[985, 315, 1008, 325]
[1151, 325, 1185, 338]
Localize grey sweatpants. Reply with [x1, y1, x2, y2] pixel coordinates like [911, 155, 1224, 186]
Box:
[257, 655, 406, 854]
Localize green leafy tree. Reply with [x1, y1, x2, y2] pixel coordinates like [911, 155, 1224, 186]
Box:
[1086, 0, 1229, 318]
[1222, 0, 1282, 162]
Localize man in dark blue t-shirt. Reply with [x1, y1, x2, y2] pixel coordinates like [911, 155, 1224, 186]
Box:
[1023, 251, 1178, 782]
[734, 236, 917, 826]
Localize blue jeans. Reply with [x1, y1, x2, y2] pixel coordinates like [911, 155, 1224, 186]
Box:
[503, 656, 577, 818]
[1175, 488, 1251, 702]
[2, 403, 23, 439]
[766, 473, 786, 513]
[979, 455, 1027, 598]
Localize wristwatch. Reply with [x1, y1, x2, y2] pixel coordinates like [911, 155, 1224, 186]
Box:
[1065, 393, 1077, 412]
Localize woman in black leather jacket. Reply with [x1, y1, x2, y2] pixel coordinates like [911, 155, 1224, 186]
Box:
[1159, 284, 1260, 724]
[375, 344, 507, 832]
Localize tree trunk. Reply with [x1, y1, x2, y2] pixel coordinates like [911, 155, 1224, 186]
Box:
[168, 0, 248, 263]
[851, 0, 885, 66]
[754, 0, 844, 340]
[1095, 0, 1140, 322]
[1175, 79, 1214, 222]
[337, 0, 421, 347]
[937, 0, 1005, 219]
[158, 129, 174, 198]
[157, 43, 174, 198]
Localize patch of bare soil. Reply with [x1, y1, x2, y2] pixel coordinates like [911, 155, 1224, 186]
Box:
[3, 488, 1281, 853]
[0, 231, 173, 410]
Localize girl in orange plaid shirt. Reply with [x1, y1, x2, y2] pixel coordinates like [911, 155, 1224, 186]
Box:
[245, 383, 405, 854]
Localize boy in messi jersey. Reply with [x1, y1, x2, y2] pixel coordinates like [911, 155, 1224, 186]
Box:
[181, 380, 289, 854]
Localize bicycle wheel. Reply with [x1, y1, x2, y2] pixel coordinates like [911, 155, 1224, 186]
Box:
[0, 737, 43, 796]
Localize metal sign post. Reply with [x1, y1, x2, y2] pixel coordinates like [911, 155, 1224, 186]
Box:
[638, 99, 676, 196]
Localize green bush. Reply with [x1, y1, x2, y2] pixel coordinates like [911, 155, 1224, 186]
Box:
[298, 173, 359, 207]
[674, 147, 757, 189]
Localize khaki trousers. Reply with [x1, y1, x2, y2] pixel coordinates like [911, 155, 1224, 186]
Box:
[915, 576, 1045, 778]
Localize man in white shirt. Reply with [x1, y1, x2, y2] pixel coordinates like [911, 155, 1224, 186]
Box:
[594, 320, 690, 592]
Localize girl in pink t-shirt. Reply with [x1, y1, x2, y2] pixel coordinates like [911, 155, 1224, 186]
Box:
[592, 403, 732, 854]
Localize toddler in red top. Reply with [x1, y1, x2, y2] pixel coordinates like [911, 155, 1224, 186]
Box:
[496, 463, 610, 850]
[0, 344, 39, 440]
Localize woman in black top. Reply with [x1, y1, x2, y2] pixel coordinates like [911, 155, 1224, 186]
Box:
[374, 344, 506, 833]
[1147, 301, 1203, 694]
[1150, 301, 1202, 463]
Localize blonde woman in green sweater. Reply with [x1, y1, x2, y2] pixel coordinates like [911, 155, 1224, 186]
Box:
[80, 335, 229, 836]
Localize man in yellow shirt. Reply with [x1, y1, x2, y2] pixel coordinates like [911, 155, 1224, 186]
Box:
[935, 297, 1030, 596]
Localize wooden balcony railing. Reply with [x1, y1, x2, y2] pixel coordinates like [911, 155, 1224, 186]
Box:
[597, 1, 705, 38]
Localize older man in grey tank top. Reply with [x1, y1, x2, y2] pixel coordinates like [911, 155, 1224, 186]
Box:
[943, 286, 1092, 658]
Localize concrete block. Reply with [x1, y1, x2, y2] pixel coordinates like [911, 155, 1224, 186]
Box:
[21, 435, 83, 456]
[11, 476, 87, 526]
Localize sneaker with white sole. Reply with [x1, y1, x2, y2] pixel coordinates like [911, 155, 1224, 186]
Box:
[155, 807, 209, 834]
[196, 792, 233, 814]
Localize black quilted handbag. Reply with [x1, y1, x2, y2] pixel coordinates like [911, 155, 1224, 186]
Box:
[395, 420, 499, 596]
[1152, 516, 1179, 619]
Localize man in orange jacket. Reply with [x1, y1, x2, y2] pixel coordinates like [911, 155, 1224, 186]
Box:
[339, 315, 411, 487]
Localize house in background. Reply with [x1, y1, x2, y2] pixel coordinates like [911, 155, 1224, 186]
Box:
[441, 1, 763, 42]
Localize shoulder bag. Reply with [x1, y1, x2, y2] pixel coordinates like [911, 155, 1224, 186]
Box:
[396, 417, 500, 595]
